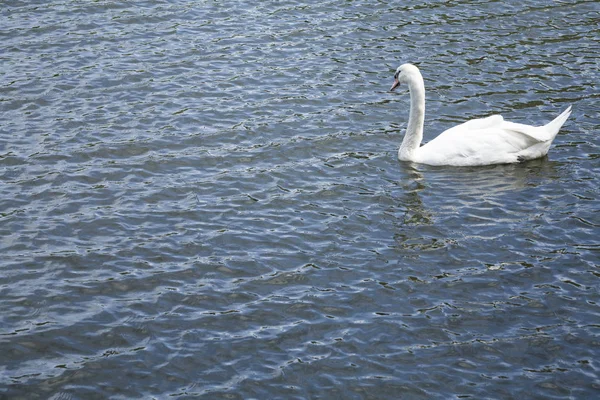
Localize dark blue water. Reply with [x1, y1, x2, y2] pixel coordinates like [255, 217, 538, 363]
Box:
[1, 1, 599, 398]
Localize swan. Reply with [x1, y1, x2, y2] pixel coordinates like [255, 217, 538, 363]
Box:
[389, 63, 572, 166]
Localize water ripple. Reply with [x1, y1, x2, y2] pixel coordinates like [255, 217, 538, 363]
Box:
[1, 0, 599, 398]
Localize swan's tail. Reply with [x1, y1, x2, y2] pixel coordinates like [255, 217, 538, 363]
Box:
[544, 105, 572, 137]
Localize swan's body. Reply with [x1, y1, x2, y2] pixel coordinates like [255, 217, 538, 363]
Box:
[390, 63, 572, 166]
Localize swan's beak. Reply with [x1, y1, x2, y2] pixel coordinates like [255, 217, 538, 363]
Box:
[390, 79, 400, 92]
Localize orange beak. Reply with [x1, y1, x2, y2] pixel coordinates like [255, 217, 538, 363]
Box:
[390, 79, 400, 92]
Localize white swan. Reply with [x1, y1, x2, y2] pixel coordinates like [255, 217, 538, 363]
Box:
[390, 63, 572, 166]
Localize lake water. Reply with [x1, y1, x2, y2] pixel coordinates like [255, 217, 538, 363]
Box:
[1, 1, 599, 398]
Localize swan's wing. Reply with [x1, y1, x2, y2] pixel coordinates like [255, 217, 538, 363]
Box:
[445, 114, 551, 142]
[419, 125, 544, 166]
[443, 114, 550, 142]
[498, 121, 549, 142]
[441, 115, 505, 136]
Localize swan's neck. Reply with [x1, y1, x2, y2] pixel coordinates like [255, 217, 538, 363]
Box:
[399, 75, 425, 161]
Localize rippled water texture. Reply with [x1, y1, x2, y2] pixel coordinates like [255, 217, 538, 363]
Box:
[1, 0, 599, 398]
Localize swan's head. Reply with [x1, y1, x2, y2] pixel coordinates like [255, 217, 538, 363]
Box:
[390, 63, 420, 91]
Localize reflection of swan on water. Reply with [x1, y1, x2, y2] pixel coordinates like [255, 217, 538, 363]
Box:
[390, 64, 572, 166]
[414, 160, 557, 197]
[393, 160, 559, 253]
